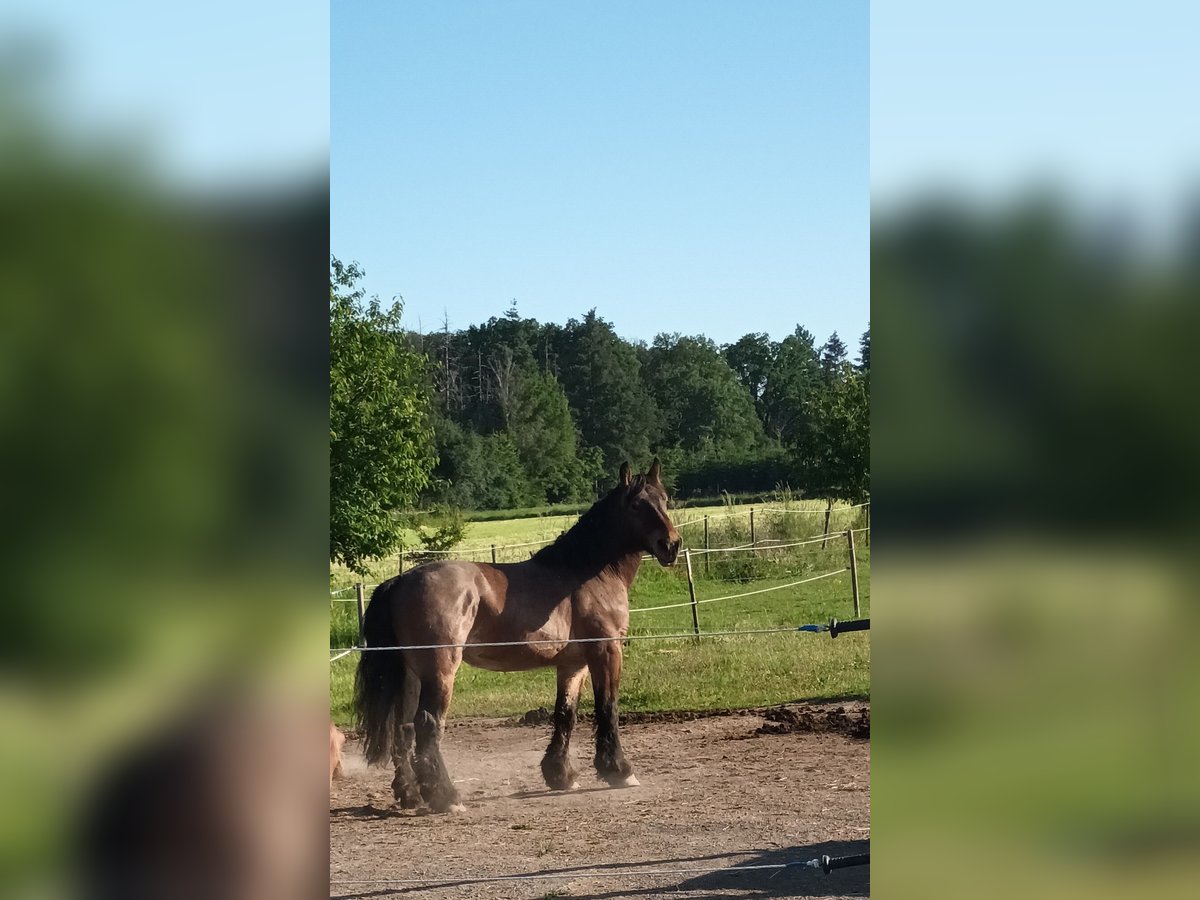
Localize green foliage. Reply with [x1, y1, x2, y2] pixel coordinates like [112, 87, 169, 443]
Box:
[643, 333, 765, 455]
[428, 418, 538, 510]
[551, 310, 661, 470]
[723, 332, 777, 415]
[412, 505, 468, 552]
[750, 325, 870, 502]
[342, 281, 870, 518]
[820, 331, 849, 381]
[506, 369, 601, 502]
[329, 258, 436, 573]
[805, 369, 870, 502]
[761, 325, 822, 445]
[673, 446, 794, 498]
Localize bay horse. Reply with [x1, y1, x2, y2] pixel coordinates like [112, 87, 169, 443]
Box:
[354, 459, 682, 812]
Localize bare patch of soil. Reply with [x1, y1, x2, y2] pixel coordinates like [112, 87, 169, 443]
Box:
[756, 705, 870, 740]
[330, 703, 869, 899]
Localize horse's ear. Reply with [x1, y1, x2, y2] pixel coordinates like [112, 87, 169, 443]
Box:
[648, 457, 662, 485]
[619, 461, 632, 486]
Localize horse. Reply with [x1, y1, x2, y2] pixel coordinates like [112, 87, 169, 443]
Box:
[354, 459, 682, 813]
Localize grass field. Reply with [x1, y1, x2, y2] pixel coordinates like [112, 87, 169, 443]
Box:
[329, 502, 869, 724]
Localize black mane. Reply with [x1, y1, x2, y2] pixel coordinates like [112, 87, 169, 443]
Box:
[532, 480, 642, 570]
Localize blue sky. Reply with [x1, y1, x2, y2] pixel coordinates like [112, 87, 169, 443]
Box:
[872, 2, 1200, 238]
[332, 1, 869, 348]
[13, 1, 1195, 286]
[5, 0, 328, 187]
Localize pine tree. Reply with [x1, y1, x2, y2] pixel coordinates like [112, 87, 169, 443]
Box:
[819, 331, 848, 381]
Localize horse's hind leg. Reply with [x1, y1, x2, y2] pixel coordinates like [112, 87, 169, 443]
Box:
[541, 665, 587, 790]
[389, 665, 421, 809]
[412, 657, 463, 813]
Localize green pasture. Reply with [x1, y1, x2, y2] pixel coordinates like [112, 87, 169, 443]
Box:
[329, 509, 870, 724]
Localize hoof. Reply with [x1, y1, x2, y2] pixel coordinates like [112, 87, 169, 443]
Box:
[421, 788, 463, 814]
[391, 777, 422, 809]
[618, 774, 640, 787]
[540, 755, 579, 792]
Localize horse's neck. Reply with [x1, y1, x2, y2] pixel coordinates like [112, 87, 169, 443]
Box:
[553, 547, 642, 593]
[602, 551, 643, 590]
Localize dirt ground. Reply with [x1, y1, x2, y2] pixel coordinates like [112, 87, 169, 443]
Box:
[330, 702, 869, 899]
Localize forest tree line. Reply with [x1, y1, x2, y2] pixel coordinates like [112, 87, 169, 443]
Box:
[330, 257, 868, 569]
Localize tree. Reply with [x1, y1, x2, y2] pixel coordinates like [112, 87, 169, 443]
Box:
[330, 258, 436, 572]
[428, 418, 537, 510]
[643, 334, 764, 455]
[807, 371, 870, 501]
[437, 309, 545, 433]
[723, 332, 777, 415]
[753, 326, 870, 501]
[819, 331, 848, 381]
[507, 370, 600, 502]
[761, 326, 822, 444]
[857, 325, 870, 374]
[551, 311, 660, 471]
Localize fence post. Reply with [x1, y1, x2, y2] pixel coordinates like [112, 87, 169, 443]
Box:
[703, 515, 710, 575]
[845, 529, 861, 618]
[864, 502, 870, 547]
[749, 507, 756, 546]
[822, 499, 833, 549]
[398, 548, 405, 575]
[355, 582, 366, 647]
[491, 544, 497, 565]
[684, 549, 701, 639]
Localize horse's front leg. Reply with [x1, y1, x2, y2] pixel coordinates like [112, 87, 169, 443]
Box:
[541, 664, 587, 790]
[587, 642, 638, 787]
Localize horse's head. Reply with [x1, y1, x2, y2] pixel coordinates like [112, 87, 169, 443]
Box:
[617, 458, 682, 566]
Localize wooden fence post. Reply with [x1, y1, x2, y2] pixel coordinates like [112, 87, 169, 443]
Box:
[864, 502, 870, 547]
[845, 529, 861, 618]
[749, 507, 756, 546]
[355, 582, 366, 647]
[822, 499, 833, 549]
[491, 544, 497, 565]
[684, 549, 701, 639]
[703, 515, 710, 575]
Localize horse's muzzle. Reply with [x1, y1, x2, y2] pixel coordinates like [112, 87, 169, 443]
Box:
[654, 538, 682, 566]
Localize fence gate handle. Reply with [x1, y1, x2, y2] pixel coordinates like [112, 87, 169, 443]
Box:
[828, 617, 870, 638]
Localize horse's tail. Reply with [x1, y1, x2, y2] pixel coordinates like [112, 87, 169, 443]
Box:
[354, 579, 405, 766]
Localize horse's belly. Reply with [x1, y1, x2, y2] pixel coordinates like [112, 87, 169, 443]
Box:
[462, 641, 570, 672]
